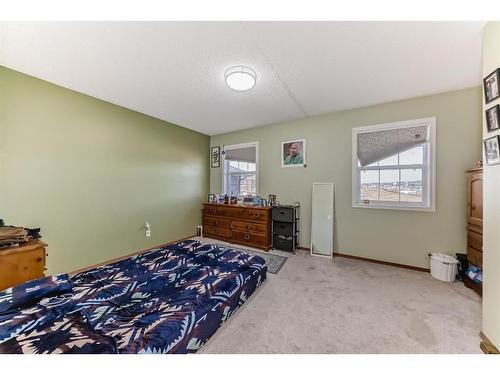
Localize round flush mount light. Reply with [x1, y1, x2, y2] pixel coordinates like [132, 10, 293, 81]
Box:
[224, 65, 257, 91]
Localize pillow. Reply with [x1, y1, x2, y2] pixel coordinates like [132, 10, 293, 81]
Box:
[0, 274, 73, 314]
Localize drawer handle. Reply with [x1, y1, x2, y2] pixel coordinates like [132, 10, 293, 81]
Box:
[36, 257, 42, 262]
[280, 211, 285, 215]
[244, 235, 250, 240]
[215, 221, 219, 226]
[214, 228, 219, 233]
[246, 225, 250, 229]
[253, 213, 260, 217]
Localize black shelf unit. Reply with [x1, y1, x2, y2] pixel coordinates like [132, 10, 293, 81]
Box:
[271, 203, 300, 253]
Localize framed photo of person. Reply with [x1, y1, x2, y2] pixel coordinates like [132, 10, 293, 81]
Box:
[483, 68, 500, 104]
[210, 146, 220, 168]
[484, 135, 500, 165]
[281, 139, 306, 168]
[486, 105, 500, 133]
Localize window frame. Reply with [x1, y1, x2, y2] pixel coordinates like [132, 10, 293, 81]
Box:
[222, 141, 259, 197]
[352, 117, 436, 212]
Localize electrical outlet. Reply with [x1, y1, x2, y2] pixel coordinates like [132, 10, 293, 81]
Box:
[145, 222, 151, 238]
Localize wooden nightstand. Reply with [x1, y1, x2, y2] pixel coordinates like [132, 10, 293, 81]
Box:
[0, 240, 47, 291]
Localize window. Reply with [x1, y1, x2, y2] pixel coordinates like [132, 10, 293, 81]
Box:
[222, 142, 258, 197]
[352, 117, 436, 211]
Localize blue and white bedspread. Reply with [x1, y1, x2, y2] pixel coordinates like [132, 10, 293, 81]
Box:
[0, 240, 267, 354]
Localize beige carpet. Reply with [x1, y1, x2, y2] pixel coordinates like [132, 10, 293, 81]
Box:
[193, 237, 482, 354]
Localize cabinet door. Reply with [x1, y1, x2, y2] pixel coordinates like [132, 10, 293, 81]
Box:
[0, 248, 45, 290]
[467, 171, 483, 227]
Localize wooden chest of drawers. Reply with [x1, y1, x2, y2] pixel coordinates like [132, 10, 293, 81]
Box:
[0, 240, 47, 291]
[203, 203, 271, 250]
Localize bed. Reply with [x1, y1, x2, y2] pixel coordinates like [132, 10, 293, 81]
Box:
[0, 239, 267, 354]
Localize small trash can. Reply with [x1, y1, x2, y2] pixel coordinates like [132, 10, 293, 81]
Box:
[428, 253, 459, 282]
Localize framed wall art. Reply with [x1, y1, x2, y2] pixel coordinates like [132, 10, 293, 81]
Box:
[281, 139, 306, 168]
[486, 104, 500, 132]
[483, 68, 500, 104]
[484, 135, 500, 166]
[210, 146, 220, 168]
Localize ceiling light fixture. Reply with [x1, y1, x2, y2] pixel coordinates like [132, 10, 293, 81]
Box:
[224, 65, 257, 91]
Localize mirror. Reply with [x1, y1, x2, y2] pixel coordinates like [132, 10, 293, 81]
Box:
[311, 183, 334, 257]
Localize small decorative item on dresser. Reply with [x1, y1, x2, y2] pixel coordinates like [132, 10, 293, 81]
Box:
[486, 105, 500, 132]
[268, 194, 277, 206]
[484, 135, 500, 165]
[208, 194, 216, 203]
[483, 68, 500, 104]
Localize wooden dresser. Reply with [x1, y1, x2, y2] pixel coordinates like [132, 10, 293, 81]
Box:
[203, 203, 272, 250]
[0, 240, 47, 291]
[465, 167, 483, 296]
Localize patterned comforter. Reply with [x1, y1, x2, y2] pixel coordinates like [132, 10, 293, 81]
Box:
[0, 240, 267, 354]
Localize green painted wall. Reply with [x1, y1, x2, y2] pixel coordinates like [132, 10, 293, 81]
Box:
[210, 87, 482, 268]
[0, 66, 209, 274]
[482, 21, 500, 349]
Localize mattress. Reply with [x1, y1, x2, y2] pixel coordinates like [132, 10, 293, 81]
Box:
[0, 240, 267, 354]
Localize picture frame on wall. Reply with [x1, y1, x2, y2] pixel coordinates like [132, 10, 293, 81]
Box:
[281, 139, 306, 168]
[484, 135, 500, 166]
[486, 105, 500, 132]
[210, 146, 220, 168]
[483, 68, 500, 104]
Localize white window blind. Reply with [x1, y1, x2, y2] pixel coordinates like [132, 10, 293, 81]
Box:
[224, 147, 256, 163]
[357, 126, 429, 167]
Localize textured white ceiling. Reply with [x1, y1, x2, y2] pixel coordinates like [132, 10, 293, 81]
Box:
[0, 21, 485, 135]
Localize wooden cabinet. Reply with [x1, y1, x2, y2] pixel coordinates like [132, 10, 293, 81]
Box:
[203, 203, 271, 250]
[0, 240, 47, 291]
[465, 167, 483, 296]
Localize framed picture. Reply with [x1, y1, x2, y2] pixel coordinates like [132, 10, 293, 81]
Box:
[210, 146, 220, 168]
[281, 139, 306, 168]
[484, 135, 500, 165]
[486, 104, 500, 132]
[483, 68, 500, 104]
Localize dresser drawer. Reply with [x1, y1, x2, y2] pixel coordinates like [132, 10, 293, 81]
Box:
[0, 247, 45, 290]
[231, 220, 267, 234]
[248, 209, 269, 222]
[467, 230, 482, 252]
[203, 205, 218, 216]
[204, 225, 231, 239]
[221, 207, 248, 220]
[232, 230, 268, 247]
[204, 217, 231, 228]
[467, 247, 483, 268]
[273, 221, 294, 236]
[273, 235, 296, 252]
[272, 207, 294, 222]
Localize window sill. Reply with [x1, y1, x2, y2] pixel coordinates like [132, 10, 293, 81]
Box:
[352, 202, 435, 212]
